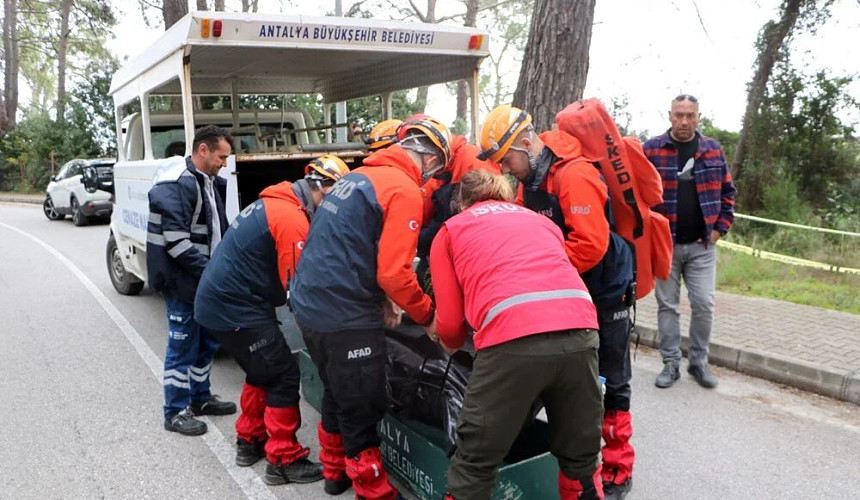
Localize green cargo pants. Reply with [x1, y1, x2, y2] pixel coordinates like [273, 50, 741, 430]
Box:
[446, 329, 603, 500]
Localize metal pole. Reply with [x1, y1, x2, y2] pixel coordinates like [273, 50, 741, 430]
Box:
[334, 0, 347, 143]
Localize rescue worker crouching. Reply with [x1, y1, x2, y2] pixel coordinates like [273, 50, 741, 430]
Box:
[432, 170, 604, 500]
[480, 105, 636, 500]
[194, 155, 350, 486]
[289, 116, 452, 500]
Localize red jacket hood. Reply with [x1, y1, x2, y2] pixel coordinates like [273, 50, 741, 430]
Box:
[540, 130, 589, 164]
[362, 144, 422, 186]
[259, 181, 304, 208]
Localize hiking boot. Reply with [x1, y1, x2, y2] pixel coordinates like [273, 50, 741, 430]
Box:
[164, 410, 207, 436]
[324, 475, 352, 495]
[603, 478, 632, 500]
[236, 438, 266, 467]
[263, 458, 324, 485]
[688, 364, 718, 389]
[190, 395, 237, 416]
[655, 361, 680, 388]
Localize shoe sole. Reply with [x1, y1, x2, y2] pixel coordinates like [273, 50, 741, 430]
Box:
[192, 407, 237, 416]
[324, 480, 353, 495]
[236, 455, 264, 467]
[164, 422, 207, 436]
[262, 471, 324, 485]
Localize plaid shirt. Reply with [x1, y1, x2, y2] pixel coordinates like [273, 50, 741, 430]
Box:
[643, 131, 736, 243]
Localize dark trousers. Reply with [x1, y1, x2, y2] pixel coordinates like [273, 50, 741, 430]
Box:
[597, 306, 632, 411]
[211, 323, 300, 408]
[300, 323, 388, 458]
[447, 329, 604, 500]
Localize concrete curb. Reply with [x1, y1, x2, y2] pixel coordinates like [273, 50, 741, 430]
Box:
[634, 325, 859, 406]
[0, 194, 43, 204]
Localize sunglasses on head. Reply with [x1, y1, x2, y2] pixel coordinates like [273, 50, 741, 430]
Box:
[674, 94, 698, 103]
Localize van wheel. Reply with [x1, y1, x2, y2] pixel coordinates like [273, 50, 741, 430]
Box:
[71, 196, 89, 227]
[107, 234, 144, 295]
[43, 196, 64, 221]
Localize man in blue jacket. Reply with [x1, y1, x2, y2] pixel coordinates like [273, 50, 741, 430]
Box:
[147, 125, 237, 436]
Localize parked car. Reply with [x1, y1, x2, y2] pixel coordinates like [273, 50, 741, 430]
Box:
[43, 158, 115, 226]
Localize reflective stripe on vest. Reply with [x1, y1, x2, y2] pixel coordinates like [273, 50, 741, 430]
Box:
[482, 289, 593, 329]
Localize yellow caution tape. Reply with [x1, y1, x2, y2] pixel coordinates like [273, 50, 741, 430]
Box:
[734, 213, 860, 238]
[716, 240, 860, 275]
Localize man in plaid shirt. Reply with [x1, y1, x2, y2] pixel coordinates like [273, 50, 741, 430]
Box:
[643, 94, 736, 390]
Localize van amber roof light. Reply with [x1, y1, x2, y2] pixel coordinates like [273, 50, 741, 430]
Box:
[201, 18, 211, 38]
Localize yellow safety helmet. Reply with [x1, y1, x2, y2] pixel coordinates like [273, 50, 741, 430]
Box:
[366, 119, 403, 151]
[397, 114, 453, 167]
[478, 105, 533, 164]
[304, 155, 350, 186]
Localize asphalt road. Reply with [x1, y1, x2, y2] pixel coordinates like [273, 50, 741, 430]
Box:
[1, 202, 858, 500]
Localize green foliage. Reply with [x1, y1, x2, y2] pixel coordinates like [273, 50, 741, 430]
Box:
[73, 57, 121, 154]
[1, 103, 103, 191]
[699, 117, 739, 162]
[716, 250, 860, 314]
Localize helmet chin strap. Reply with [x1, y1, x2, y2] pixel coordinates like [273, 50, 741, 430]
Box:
[421, 161, 444, 185]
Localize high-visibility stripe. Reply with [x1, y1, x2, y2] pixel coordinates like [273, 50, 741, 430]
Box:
[482, 289, 593, 328]
[189, 372, 210, 382]
[147, 233, 165, 246]
[193, 243, 210, 256]
[163, 369, 189, 381]
[163, 377, 190, 389]
[149, 213, 162, 224]
[191, 224, 208, 235]
[190, 363, 212, 376]
[168, 239, 193, 257]
[164, 230, 191, 242]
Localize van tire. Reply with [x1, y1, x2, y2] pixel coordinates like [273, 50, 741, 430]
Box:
[107, 234, 144, 295]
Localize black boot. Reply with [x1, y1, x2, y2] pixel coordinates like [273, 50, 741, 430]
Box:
[235, 438, 267, 467]
[164, 410, 207, 436]
[324, 475, 352, 495]
[190, 395, 237, 416]
[604, 478, 633, 500]
[263, 458, 324, 485]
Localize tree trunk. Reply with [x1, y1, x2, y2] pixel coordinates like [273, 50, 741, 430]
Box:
[57, 0, 73, 123]
[163, 0, 189, 29]
[196, 0, 207, 9]
[413, 0, 437, 114]
[241, 0, 258, 12]
[513, 0, 595, 132]
[3, 0, 19, 132]
[731, 0, 805, 181]
[214, 0, 224, 10]
[456, 0, 479, 125]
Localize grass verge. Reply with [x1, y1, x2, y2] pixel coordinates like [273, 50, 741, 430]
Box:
[716, 249, 860, 314]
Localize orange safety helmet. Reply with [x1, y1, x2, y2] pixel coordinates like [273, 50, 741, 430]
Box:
[478, 105, 533, 164]
[396, 114, 453, 167]
[366, 119, 403, 151]
[304, 154, 350, 186]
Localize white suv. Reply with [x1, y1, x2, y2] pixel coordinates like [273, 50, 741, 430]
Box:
[43, 158, 115, 226]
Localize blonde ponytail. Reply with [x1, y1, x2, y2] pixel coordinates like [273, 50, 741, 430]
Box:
[456, 170, 514, 210]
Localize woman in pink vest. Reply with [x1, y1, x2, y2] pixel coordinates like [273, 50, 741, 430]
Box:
[431, 170, 605, 500]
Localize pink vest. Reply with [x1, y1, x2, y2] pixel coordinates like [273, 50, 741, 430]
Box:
[442, 201, 598, 350]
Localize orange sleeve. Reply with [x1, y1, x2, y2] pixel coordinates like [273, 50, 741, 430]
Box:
[267, 200, 310, 289]
[429, 225, 467, 349]
[556, 164, 610, 273]
[376, 179, 434, 324]
[515, 183, 524, 206]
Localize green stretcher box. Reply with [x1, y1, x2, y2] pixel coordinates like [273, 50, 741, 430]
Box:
[298, 349, 561, 500]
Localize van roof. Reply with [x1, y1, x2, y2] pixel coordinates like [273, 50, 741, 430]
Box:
[110, 11, 489, 104]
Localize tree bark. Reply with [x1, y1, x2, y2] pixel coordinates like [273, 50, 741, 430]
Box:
[513, 0, 595, 132]
[3, 0, 19, 132]
[196, 0, 207, 9]
[413, 0, 437, 114]
[456, 0, 479, 125]
[57, 0, 73, 123]
[731, 0, 805, 180]
[214, 0, 224, 10]
[163, 0, 189, 29]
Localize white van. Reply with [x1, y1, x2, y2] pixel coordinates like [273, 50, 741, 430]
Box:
[105, 11, 489, 295]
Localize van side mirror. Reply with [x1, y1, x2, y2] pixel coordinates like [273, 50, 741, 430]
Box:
[81, 166, 99, 194]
